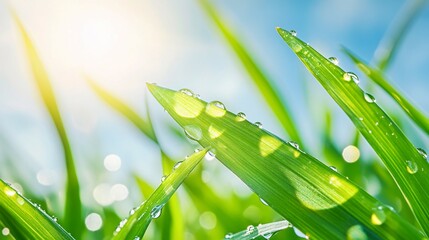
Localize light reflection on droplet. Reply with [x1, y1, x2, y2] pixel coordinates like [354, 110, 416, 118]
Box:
[104, 154, 122, 172]
[85, 213, 103, 231]
[2, 227, 10, 236]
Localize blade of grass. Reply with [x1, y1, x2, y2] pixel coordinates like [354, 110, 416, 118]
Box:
[112, 148, 208, 239]
[198, 0, 303, 146]
[147, 83, 425, 239]
[0, 179, 74, 240]
[373, 0, 428, 70]
[13, 14, 82, 236]
[343, 48, 429, 134]
[277, 28, 429, 234]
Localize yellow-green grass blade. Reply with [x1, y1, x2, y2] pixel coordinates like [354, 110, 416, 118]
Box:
[112, 149, 208, 239]
[87, 78, 157, 142]
[0, 179, 74, 240]
[198, 0, 303, 146]
[277, 28, 429, 234]
[373, 0, 428, 70]
[147, 84, 425, 239]
[13, 15, 82, 236]
[344, 48, 429, 135]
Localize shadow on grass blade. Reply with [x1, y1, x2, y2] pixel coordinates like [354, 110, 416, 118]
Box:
[0, 179, 74, 240]
[198, 0, 303, 146]
[112, 148, 208, 239]
[13, 14, 82, 237]
[343, 48, 429, 135]
[277, 27, 429, 235]
[147, 83, 425, 239]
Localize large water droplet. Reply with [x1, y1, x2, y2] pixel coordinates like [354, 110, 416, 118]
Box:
[364, 93, 376, 103]
[371, 206, 387, 225]
[151, 205, 163, 219]
[343, 72, 359, 84]
[184, 125, 202, 141]
[417, 148, 427, 160]
[406, 160, 418, 174]
[328, 57, 339, 65]
[173, 161, 183, 170]
[288, 141, 300, 150]
[179, 88, 194, 97]
[206, 101, 227, 117]
[235, 112, 247, 122]
[290, 30, 297, 37]
[254, 122, 263, 129]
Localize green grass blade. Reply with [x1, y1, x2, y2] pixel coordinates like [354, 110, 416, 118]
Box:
[198, 0, 303, 146]
[147, 84, 425, 239]
[112, 148, 208, 239]
[277, 28, 429, 234]
[87, 78, 157, 142]
[0, 179, 74, 240]
[343, 48, 429, 134]
[14, 15, 82, 237]
[373, 0, 428, 70]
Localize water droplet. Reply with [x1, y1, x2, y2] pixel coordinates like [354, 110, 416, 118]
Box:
[52, 216, 57, 222]
[161, 175, 167, 182]
[179, 88, 194, 97]
[129, 207, 136, 216]
[225, 233, 233, 239]
[290, 30, 297, 36]
[184, 125, 202, 141]
[235, 112, 247, 122]
[254, 122, 263, 129]
[173, 161, 183, 170]
[119, 219, 127, 228]
[206, 101, 227, 117]
[2, 227, 10, 236]
[375, 122, 379, 126]
[330, 166, 338, 172]
[343, 72, 359, 84]
[205, 151, 216, 161]
[293, 227, 307, 239]
[347, 225, 367, 240]
[371, 206, 387, 225]
[260, 198, 268, 206]
[359, 117, 363, 121]
[194, 148, 201, 153]
[134, 237, 140, 240]
[364, 93, 376, 103]
[328, 57, 339, 65]
[288, 141, 300, 149]
[151, 205, 163, 219]
[406, 160, 418, 174]
[246, 225, 255, 234]
[417, 148, 427, 160]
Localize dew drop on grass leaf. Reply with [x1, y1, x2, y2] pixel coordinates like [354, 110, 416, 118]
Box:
[329, 166, 338, 172]
[328, 57, 339, 65]
[161, 175, 167, 182]
[179, 88, 194, 97]
[246, 225, 255, 234]
[371, 206, 387, 225]
[417, 148, 427, 160]
[262, 232, 273, 239]
[260, 198, 268, 206]
[347, 225, 367, 240]
[406, 161, 418, 174]
[343, 72, 359, 84]
[293, 227, 308, 239]
[173, 161, 183, 170]
[254, 122, 263, 128]
[151, 205, 163, 219]
[205, 151, 216, 161]
[290, 29, 297, 36]
[225, 233, 233, 239]
[184, 125, 202, 141]
[364, 93, 376, 103]
[288, 141, 300, 150]
[206, 101, 227, 117]
[235, 112, 247, 122]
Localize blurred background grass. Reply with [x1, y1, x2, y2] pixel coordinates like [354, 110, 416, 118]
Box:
[0, 0, 428, 239]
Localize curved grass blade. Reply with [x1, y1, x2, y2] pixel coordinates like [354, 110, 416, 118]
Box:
[343, 48, 429, 134]
[13, 15, 82, 237]
[147, 84, 425, 239]
[225, 220, 291, 240]
[277, 28, 429, 234]
[87, 78, 157, 142]
[0, 179, 74, 240]
[373, 0, 428, 70]
[112, 148, 208, 239]
[198, 0, 303, 146]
